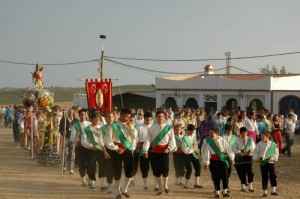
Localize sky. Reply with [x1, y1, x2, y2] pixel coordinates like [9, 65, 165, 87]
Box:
[1, 0, 300, 88]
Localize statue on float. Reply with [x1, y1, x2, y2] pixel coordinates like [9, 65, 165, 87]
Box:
[23, 63, 54, 112]
[32, 63, 44, 89]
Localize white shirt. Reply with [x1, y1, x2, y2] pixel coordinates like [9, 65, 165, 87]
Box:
[181, 134, 198, 154]
[104, 120, 137, 151]
[201, 136, 235, 165]
[245, 119, 259, 135]
[222, 134, 236, 150]
[81, 124, 104, 150]
[253, 140, 279, 163]
[233, 136, 256, 156]
[137, 123, 152, 143]
[142, 123, 176, 152]
[70, 121, 90, 142]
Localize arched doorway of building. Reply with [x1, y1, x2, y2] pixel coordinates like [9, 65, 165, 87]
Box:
[248, 98, 264, 113]
[164, 97, 177, 110]
[225, 98, 238, 114]
[279, 95, 300, 118]
[185, 97, 199, 109]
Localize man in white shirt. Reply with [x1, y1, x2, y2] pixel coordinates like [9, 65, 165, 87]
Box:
[132, 112, 153, 190]
[70, 109, 90, 186]
[233, 127, 256, 192]
[281, 113, 296, 157]
[253, 131, 279, 197]
[142, 111, 176, 195]
[201, 124, 235, 198]
[104, 108, 137, 199]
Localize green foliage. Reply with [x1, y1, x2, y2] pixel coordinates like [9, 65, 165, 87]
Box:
[260, 65, 289, 74]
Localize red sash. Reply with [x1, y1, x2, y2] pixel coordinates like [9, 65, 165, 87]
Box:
[114, 142, 126, 151]
[210, 154, 221, 161]
[175, 147, 183, 153]
[151, 143, 168, 153]
[76, 142, 83, 148]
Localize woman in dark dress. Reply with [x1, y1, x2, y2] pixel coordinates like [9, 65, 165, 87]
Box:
[37, 112, 61, 165]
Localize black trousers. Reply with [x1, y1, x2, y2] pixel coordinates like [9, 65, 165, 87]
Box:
[75, 146, 88, 177]
[209, 160, 229, 191]
[86, 150, 99, 181]
[235, 156, 254, 184]
[106, 148, 133, 181]
[191, 154, 201, 177]
[96, 150, 106, 178]
[173, 153, 186, 178]
[132, 152, 150, 178]
[149, 152, 169, 177]
[132, 152, 139, 177]
[260, 163, 277, 190]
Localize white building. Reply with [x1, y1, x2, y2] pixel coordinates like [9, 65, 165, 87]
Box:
[155, 65, 300, 117]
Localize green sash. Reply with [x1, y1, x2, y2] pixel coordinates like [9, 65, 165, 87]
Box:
[183, 135, 198, 159]
[206, 136, 229, 168]
[73, 120, 83, 140]
[260, 142, 277, 166]
[84, 126, 102, 151]
[175, 136, 183, 151]
[152, 125, 172, 148]
[228, 134, 236, 148]
[243, 137, 252, 155]
[100, 125, 108, 136]
[111, 122, 133, 151]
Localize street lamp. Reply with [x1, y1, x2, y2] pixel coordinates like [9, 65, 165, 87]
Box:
[99, 35, 106, 79]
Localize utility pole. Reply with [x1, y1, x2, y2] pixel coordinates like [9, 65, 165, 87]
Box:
[225, 52, 231, 74]
[99, 35, 106, 79]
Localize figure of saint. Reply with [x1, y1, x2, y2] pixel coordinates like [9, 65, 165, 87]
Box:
[32, 63, 44, 89]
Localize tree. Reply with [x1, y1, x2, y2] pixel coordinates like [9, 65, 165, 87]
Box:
[260, 65, 289, 74]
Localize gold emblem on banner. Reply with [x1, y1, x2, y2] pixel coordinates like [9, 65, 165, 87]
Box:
[102, 83, 108, 93]
[90, 84, 96, 94]
[95, 89, 104, 108]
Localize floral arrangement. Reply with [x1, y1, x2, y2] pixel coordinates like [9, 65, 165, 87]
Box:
[23, 88, 54, 111]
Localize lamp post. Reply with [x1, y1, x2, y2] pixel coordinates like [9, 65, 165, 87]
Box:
[99, 35, 106, 79]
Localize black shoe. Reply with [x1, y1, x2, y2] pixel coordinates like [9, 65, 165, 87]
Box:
[227, 190, 231, 193]
[271, 192, 279, 196]
[194, 185, 203, 188]
[154, 187, 159, 191]
[249, 189, 255, 192]
[115, 195, 121, 199]
[241, 189, 246, 192]
[263, 193, 268, 197]
[157, 191, 163, 196]
[122, 192, 131, 198]
[214, 194, 220, 198]
[165, 189, 169, 193]
[223, 193, 230, 197]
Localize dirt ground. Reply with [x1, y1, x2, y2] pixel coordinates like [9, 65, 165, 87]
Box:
[0, 126, 299, 199]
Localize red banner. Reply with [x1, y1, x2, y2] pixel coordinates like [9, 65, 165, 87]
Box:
[85, 79, 112, 113]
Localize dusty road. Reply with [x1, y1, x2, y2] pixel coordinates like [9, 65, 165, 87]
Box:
[0, 126, 299, 199]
